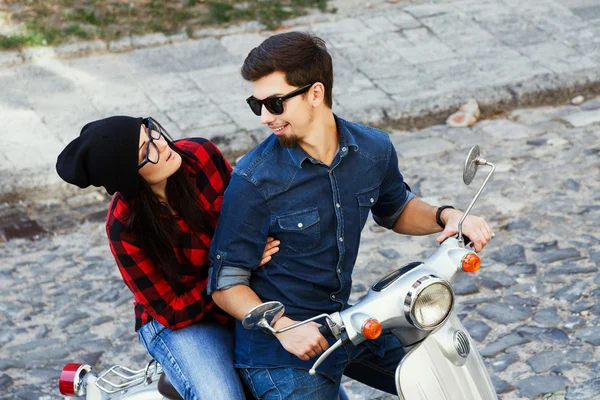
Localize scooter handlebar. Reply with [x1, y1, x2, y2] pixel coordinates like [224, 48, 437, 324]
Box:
[319, 324, 333, 338]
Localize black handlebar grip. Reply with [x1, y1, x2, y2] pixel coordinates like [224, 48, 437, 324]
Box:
[463, 235, 472, 246]
[319, 324, 333, 338]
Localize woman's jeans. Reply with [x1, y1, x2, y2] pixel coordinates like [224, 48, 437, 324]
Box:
[138, 319, 245, 400]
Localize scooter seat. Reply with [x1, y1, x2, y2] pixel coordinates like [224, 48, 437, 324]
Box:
[158, 373, 184, 400]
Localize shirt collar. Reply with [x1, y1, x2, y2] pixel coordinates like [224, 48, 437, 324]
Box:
[285, 114, 359, 169]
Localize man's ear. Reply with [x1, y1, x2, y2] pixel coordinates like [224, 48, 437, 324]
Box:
[310, 82, 325, 107]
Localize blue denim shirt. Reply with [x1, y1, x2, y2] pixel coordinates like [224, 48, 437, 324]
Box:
[208, 115, 415, 379]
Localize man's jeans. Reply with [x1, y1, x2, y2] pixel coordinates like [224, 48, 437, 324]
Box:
[239, 332, 404, 400]
[138, 320, 245, 400]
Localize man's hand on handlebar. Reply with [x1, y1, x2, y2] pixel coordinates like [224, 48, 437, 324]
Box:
[437, 209, 493, 252]
[272, 316, 329, 361]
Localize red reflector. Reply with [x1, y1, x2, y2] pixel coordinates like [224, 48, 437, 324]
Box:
[59, 363, 83, 396]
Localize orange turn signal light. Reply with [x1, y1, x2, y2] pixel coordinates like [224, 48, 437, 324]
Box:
[362, 319, 382, 340]
[461, 253, 481, 273]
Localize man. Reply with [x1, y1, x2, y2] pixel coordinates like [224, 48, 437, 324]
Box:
[208, 31, 492, 399]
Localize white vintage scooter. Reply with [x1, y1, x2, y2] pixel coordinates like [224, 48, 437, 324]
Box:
[58, 146, 496, 400]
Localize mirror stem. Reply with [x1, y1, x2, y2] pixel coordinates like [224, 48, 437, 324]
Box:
[458, 159, 496, 245]
[273, 314, 332, 334]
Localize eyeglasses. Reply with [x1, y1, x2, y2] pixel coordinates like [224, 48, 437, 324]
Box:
[246, 83, 314, 116]
[138, 117, 164, 169]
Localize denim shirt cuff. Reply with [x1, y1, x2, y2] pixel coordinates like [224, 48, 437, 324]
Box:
[373, 191, 416, 229]
[207, 264, 251, 295]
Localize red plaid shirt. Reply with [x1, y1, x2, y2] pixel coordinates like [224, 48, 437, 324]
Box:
[106, 138, 233, 331]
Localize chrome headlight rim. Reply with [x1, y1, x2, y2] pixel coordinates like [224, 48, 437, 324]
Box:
[403, 275, 454, 330]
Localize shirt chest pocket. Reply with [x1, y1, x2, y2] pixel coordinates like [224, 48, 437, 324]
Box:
[356, 186, 380, 228]
[273, 208, 321, 253]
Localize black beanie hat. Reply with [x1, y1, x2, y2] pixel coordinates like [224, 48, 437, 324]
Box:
[56, 116, 144, 199]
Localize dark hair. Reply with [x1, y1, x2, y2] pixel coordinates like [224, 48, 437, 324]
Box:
[241, 31, 333, 108]
[127, 128, 209, 294]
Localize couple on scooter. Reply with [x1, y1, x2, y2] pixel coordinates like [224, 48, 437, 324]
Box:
[56, 31, 492, 400]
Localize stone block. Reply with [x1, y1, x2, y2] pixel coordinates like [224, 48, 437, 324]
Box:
[361, 16, 399, 33]
[559, 110, 600, 127]
[385, 12, 422, 29]
[54, 40, 107, 58]
[166, 104, 233, 132]
[131, 33, 169, 48]
[187, 64, 251, 105]
[108, 37, 133, 52]
[335, 88, 394, 124]
[0, 51, 23, 68]
[404, 3, 456, 19]
[220, 33, 266, 60]
[395, 137, 455, 158]
[393, 41, 456, 64]
[171, 39, 237, 72]
[218, 100, 263, 132]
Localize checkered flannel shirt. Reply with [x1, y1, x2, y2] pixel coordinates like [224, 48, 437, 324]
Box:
[106, 138, 233, 331]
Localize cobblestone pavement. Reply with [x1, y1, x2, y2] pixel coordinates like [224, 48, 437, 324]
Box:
[1, 97, 600, 399]
[2, 0, 600, 198]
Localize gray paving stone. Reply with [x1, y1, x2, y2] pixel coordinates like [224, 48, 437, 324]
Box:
[560, 110, 600, 127]
[537, 248, 581, 264]
[477, 302, 531, 324]
[480, 333, 529, 357]
[0, 374, 13, 390]
[566, 377, 600, 400]
[515, 375, 570, 399]
[404, 3, 456, 18]
[385, 12, 422, 29]
[489, 244, 526, 266]
[108, 36, 133, 52]
[463, 319, 491, 342]
[54, 40, 107, 58]
[394, 138, 454, 158]
[574, 326, 600, 345]
[131, 33, 169, 48]
[526, 349, 570, 373]
[0, 50, 23, 67]
[488, 353, 520, 373]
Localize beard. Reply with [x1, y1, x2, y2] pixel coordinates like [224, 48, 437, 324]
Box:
[277, 133, 299, 148]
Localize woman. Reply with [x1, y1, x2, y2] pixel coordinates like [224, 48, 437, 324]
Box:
[56, 116, 279, 399]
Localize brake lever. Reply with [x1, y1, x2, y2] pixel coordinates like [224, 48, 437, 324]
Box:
[309, 338, 343, 376]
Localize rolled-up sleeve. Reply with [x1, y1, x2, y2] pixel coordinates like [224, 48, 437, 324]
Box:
[208, 172, 271, 294]
[372, 140, 415, 229]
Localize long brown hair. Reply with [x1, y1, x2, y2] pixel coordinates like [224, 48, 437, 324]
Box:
[127, 125, 209, 294]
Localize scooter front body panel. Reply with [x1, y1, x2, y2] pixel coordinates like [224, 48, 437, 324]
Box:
[395, 313, 496, 400]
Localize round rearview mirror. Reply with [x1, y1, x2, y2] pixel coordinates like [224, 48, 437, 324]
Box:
[463, 145, 480, 186]
[242, 301, 285, 331]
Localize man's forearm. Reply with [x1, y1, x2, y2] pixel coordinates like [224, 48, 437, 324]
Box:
[211, 285, 263, 321]
[392, 198, 460, 235]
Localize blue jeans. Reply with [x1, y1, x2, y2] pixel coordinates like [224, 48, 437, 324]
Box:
[239, 332, 403, 400]
[138, 320, 245, 400]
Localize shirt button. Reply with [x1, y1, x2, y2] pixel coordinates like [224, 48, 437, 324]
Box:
[298, 223, 303, 228]
[337, 268, 341, 273]
[336, 203, 340, 208]
[216, 255, 221, 259]
[331, 294, 336, 300]
[339, 237, 343, 242]
[370, 198, 374, 203]
[342, 147, 347, 152]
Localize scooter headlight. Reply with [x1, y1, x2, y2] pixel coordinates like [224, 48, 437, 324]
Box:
[404, 276, 454, 330]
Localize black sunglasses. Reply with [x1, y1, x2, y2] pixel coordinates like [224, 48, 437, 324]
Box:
[137, 117, 164, 170]
[246, 83, 314, 116]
